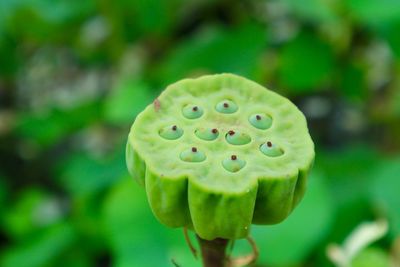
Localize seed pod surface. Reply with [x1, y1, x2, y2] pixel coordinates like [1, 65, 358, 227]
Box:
[126, 74, 314, 240]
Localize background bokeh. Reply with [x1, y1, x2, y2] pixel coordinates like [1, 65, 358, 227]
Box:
[1, 0, 400, 266]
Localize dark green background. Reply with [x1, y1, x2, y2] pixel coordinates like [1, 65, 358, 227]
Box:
[1, 0, 399, 266]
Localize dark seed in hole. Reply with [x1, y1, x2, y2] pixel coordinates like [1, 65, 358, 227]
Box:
[192, 106, 198, 111]
[192, 147, 197, 153]
[172, 125, 177, 131]
[228, 130, 235, 136]
[223, 102, 229, 108]
[256, 115, 261, 120]
[267, 141, 272, 147]
[212, 128, 218, 134]
[231, 155, 237, 160]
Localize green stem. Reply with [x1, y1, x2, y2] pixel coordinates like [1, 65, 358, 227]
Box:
[196, 235, 229, 267]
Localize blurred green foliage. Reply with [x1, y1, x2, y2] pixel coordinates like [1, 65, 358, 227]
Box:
[1, 0, 399, 266]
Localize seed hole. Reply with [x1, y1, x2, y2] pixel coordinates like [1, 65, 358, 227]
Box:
[180, 147, 206, 162]
[225, 130, 251, 145]
[222, 155, 246, 172]
[159, 125, 183, 140]
[215, 100, 238, 114]
[195, 127, 219, 141]
[249, 113, 272, 130]
[260, 142, 284, 157]
[182, 104, 203, 119]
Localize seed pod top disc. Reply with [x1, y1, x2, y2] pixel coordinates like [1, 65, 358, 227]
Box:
[126, 73, 314, 240]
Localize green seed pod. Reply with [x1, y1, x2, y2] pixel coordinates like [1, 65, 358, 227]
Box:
[126, 74, 314, 240]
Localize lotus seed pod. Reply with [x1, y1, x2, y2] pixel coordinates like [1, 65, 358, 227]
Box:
[126, 73, 315, 240]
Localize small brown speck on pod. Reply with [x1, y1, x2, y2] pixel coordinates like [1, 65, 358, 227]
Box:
[153, 98, 161, 112]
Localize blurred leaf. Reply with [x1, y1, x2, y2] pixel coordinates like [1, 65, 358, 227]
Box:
[0, 0, 94, 44]
[156, 23, 267, 85]
[55, 249, 92, 267]
[0, 33, 19, 78]
[98, 0, 182, 41]
[15, 102, 101, 147]
[352, 247, 391, 267]
[370, 157, 400, 236]
[244, 171, 334, 266]
[390, 87, 400, 118]
[379, 20, 400, 59]
[57, 145, 126, 197]
[345, 0, 400, 25]
[103, 178, 170, 267]
[0, 174, 7, 197]
[28, 0, 94, 25]
[283, 0, 338, 23]
[2, 189, 63, 240]
[339, 62, 367, 101]
[328, 198, 374, 245]
[0, 223, 76, 267]
[318, 146, 380, 205]
[278, 32, 335, 93]
[0, 174, 7, 214]
[104, 79, 155, 124]
[317, 147, 380, 240]
[0, 0, 20, 23]
[127, 0, 182, 36]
